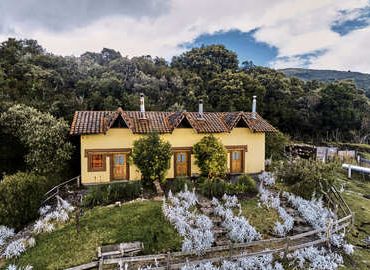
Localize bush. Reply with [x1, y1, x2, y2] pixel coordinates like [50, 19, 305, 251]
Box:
[265, 131, 290, 160]
[193, 135, 227, 178]
[163, 177, 195, 194]
[132, 133, 172, 183]
[83, 181, 142, 207]
[198, 175, 257, 199]
[0, 172, 49, 230]
[276, 159, 337, 199]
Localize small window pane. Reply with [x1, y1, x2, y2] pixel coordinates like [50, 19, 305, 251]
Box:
[91, 154, 103, 169]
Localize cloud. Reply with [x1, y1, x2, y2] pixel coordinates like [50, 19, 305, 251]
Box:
[0, 0, 369, 72]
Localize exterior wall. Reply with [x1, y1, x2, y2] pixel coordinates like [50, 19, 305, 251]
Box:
[80, 127, 265, 184]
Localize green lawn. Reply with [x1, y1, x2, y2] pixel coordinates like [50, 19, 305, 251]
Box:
[9, 200, 181, 270]
[240, 198, 279, 237]
[336, 173, 370, 270]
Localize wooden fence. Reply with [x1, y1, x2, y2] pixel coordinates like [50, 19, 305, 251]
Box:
[65, 186, 353, 270]
[43, 175, 81, 205]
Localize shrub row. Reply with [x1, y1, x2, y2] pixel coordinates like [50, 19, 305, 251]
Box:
[198, 174, 257, 198]
[83, 181, 142, 207]
[0, 172, 50, 230]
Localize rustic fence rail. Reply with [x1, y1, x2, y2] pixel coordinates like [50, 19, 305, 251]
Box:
[65, 185, 352, 270]
[43, 175, 80, 205]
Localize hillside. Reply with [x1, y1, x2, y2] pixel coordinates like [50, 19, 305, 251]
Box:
[280, 68, 370, 97]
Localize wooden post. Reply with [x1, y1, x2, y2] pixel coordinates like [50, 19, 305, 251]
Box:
[228, 242, 233, 259]
[77, 176, 81, 189]
[348, 165, 352, 178]
[284, 237, 290, 258]
[166, 251, 171, 270]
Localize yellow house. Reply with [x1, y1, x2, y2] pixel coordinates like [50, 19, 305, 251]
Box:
[70, 96, 277, 185]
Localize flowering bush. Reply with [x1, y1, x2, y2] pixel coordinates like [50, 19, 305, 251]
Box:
[212, 196, 260, 243]
[163, 189, 214, 254]
[258, 172, 276, 186]
[330, 233, 354, 255]
[283, 192, 335, 231]
[0, 225, 15, 247]
[287, 246, 343, 270]
[2, 239, 26, 259]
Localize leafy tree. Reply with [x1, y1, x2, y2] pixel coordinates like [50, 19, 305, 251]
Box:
[0, 104, 73, 175]
[193, 135, 227, 178]
[132, 133, 172, 183]
[265, 131, 290, 160]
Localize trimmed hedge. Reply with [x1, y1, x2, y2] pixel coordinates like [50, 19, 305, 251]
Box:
[0, 172, 49, 230]
[83, 181, 142, 207]
[198, 175, 257, 198]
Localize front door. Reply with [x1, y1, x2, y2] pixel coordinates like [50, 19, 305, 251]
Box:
[112, 153, 128, 180]
[230, 150, 243, 173]
[175, 152, 189, 177]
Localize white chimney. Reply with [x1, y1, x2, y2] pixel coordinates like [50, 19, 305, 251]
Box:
[140, 93, 146, 119]
[198, 99, 204, 119]
[252, 95, 257, 119]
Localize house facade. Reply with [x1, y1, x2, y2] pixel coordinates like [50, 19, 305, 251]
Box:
[70, 96, 277, 185]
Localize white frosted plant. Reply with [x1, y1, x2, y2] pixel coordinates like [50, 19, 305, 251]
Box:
[330, 233, 354, 255]
[56, 195, 75, 213]
[258, 172, 276, 186]
[163, 189, 214, 254]
[212, 197, 260, 243]
[283, 192, 335, 231]
[287, 246, 343, 270]
[182, 261, 218, 270]
[38, 205, 52, 216]
[6, 265, 33, 270]
[33, 219, 55, 234]
[0, 225, 15, 247]
[2, 238, 26, 259]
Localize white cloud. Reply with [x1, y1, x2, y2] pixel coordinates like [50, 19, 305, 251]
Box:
[0, 0, 369, 72]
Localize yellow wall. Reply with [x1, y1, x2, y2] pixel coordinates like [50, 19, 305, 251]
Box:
[80, 128, 265, 184]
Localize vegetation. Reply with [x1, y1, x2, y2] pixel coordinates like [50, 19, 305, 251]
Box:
[265, 131, 290, 160]
[0, 172, 49, 230]
[12, 201, 181, 269]
[82, 181, 142, 207]
[275, 159, 338, 199]
[193, 135, 227, 178]
[198, 175, 257, 198]
[132, 133, 172, 183]
[163, 177, 195, 194]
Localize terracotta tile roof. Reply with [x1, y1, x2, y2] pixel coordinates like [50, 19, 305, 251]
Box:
[70, 108, 277, 135]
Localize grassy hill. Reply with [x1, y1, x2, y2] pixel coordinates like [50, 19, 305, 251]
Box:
[280, 68, 370, 97]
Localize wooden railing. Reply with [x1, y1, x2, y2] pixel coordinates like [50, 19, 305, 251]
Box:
[42, 175, 80, 205]
[65, 186, 353, 270]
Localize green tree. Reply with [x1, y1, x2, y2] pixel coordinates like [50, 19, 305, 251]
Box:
[265, 131, 290, 160]
[193, 135, 227, 178]
[0, 104, 73, 175]
[132, 133, 172, 183]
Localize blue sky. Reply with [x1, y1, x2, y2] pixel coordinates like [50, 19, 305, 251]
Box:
[0, 0, 370, 72]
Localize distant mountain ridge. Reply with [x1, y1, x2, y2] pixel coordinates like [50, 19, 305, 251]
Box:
[280, 68, 370, 97]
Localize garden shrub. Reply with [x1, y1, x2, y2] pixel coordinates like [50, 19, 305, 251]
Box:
[132, 133, 172, 183]
[193, 135, 227, 178]
[0, 172, 49, 230]
[163, 177, 194, 194]
[276, 159, 337, 199]
[199, 175, 258, 198]
[83, 181, 142, 207]
[265, 131, 290, 160]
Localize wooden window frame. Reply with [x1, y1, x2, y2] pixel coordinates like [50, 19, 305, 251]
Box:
[173, 150, 191, 178]
[87, 153, 106, 172]
[226, 145, 247, 174]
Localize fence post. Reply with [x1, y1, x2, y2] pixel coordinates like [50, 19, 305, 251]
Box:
[77, 175, 81, 189]
[166, 251, 171, 270]
[284, 237, 290, 258]
[228, 242, 233, 259]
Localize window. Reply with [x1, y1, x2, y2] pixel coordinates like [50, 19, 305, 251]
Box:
[89, 154, 105, 171]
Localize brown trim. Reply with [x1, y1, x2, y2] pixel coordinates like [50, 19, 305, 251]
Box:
[228, 148, 245, 174]
[172, 146, 193, 153]
[173, 150, 191, 178]
[84, 148, 132, 157]
[110, 153, 130, 181]
[225, 145, 248, 151]
[87, 153, 107, 172]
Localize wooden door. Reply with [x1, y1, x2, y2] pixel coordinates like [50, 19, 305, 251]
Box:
[112, 153, 128, 180]
[230, 150, 243, 173]
[175, 152, 189, 177]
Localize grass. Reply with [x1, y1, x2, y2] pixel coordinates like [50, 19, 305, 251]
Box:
[240, 198, 279, 237]
[9, 200, 181, 270]
[336, 172, 370, 270]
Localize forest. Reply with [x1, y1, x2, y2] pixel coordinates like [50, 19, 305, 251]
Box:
[0, 38, 369, 178]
